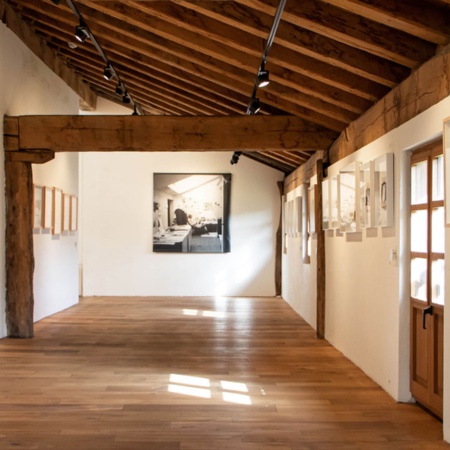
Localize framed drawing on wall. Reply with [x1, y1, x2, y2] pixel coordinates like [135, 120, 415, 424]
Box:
[42, 186, 53, 230]
[359, 161, 374, 228]
[33, 185, 43, 230]
[70, 196, 78, 231]
[374, 153, 394, 227]
[153, 173, 231, 253]
[339, 162, 360, 233]
[294, 195, 302, 236]
[330, 175, 340, 229]
[322, 179, 329, 230]
[62, 193, 70, 232]
[52, 188, 63, 235]
[309, 186, 316, 234]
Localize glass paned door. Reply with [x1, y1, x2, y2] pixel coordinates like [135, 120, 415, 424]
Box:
[410, 141, 444, 419]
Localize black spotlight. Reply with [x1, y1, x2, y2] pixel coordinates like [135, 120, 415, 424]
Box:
[103, 65, 113, 81]
[115, 84, 124, 96]
[230, 151, 242, 165]
[248, 98, 261, 114]
[50, 0, 63, 4]
[122, 93, 131, 104]
[257, 70, 270, 88]
[75, 25, 89, 43]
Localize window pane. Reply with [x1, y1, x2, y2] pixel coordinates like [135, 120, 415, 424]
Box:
[411, 160, 428, 205]
[411, 210, 427, 253]
[432, 259, 445, 305]
[411, 258, 427, 301]
[432, 207, 445, 253]
[432, 155, 444, 201]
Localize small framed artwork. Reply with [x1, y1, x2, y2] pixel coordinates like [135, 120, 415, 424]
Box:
[42, 186, 53, 230]
[62, 193, 70, 232]
[339, 161, 360, 233]
[294, 195, 302, 236]
[359, 161, 374, 228]
[322, 179, 329, 230]
[70, 196, 78, 231]
[33, 185, 43, 229]
[329, 175, 340, 229]
[309, 185, 316, 234]
[52, 188, 63, 235]
[374, 153, 394, 227]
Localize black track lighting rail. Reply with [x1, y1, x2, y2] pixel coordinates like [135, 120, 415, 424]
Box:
[231, 0, 287, 165]
[52, 0, 142, 115]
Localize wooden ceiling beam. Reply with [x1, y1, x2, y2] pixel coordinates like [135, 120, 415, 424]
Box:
[0, 0, 97, 110]
[161, 0, 409, 87]
[76, 0, 388, 102]
[230, 0, 435, 67]
[321, 0, 450, 45]
[5, 115, 338, 153]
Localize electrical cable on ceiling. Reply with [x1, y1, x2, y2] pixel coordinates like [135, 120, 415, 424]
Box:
[52, 0, 142, 115]
[231, 0, 287, 165]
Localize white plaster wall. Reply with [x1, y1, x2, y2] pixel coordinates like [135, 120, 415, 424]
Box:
[0, 23, 80, 332]
[80, 150, 283, 296]
[283, 94, 450, 442]
[282, 184, 317, 328]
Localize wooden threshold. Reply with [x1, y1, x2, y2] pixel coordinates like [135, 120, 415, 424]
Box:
[0, 296, 446, 449]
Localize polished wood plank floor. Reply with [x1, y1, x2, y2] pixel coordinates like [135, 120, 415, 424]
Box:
[0, 296, 447, 449]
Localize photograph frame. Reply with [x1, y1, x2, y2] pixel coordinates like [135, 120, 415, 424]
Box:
[42, 186, 53, 230]
[329, 175, 340, 230]
[322, 179, 330, 230]
[153, 173, 231, 253]
[33, 185, 43, 230]
[62, 193, 71, 232]
[52, 188, 63, 235]
[359, 160, 374, 228]
[374, 153, 394, 227]
[339, 161, 361, 233]
[70, 196, 78, 232]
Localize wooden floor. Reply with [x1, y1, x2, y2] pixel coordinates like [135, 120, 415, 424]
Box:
[0, 296, 448, 450]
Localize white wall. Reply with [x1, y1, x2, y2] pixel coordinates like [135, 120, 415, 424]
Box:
[0, 23, 80, 333]
[282, 94, 450, 442]
[80, 149, 283, 296]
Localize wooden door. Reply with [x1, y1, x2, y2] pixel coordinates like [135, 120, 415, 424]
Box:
[410, 141, 444, 418]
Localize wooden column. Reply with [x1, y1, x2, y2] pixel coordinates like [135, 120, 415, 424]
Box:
[315, 159, 326, 339]
[4, 149, 54, 338]
[275, 181, 283, 296]
[5, 159, 34, 338]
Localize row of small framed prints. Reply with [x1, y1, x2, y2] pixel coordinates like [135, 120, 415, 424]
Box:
[323, 153, 394, 232]
[33, 185, 78, 234]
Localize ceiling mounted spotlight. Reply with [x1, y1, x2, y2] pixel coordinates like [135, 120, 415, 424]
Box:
[248, 98, 261, 114]
[103, 65, 114, 81]
[257, 69, 270, 88]
[115, 83, 124, 96]
[132, 104, 138, 116]
[122, 93, 131, 104]
[230, 151, 242, 165]
[74, 25, 89, 43]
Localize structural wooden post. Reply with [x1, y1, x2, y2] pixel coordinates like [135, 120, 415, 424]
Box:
[275, 181, 283, 296]
[315, 159, 326, 339]
[5, 160, 35, 338]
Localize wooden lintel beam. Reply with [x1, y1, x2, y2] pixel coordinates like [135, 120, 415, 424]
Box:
[0, 0, 97, 110]
[329, 44, 450, 164]
[8, 115, 337, 153]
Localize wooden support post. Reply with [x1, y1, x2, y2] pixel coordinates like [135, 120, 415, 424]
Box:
[315, 159, 326, 339]
[275, 181, 283, 296]
[5, 160, 34, 338]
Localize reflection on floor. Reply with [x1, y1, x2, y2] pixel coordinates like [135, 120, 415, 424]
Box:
[190, 235, 222, 253]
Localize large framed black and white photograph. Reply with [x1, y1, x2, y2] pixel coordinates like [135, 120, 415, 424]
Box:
[153, 173, 231, 253]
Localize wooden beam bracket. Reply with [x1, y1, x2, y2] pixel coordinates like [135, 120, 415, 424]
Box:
[5, 149, 55, 164]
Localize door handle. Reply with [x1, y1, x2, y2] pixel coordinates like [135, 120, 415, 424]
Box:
[422, 305, 433, 330]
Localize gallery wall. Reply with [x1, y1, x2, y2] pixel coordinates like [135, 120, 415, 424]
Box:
[80, 150, 284, 297]
[282, 94, 450, 442]
[0, 23, 80, 335]
[79, 100, 284, 296]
